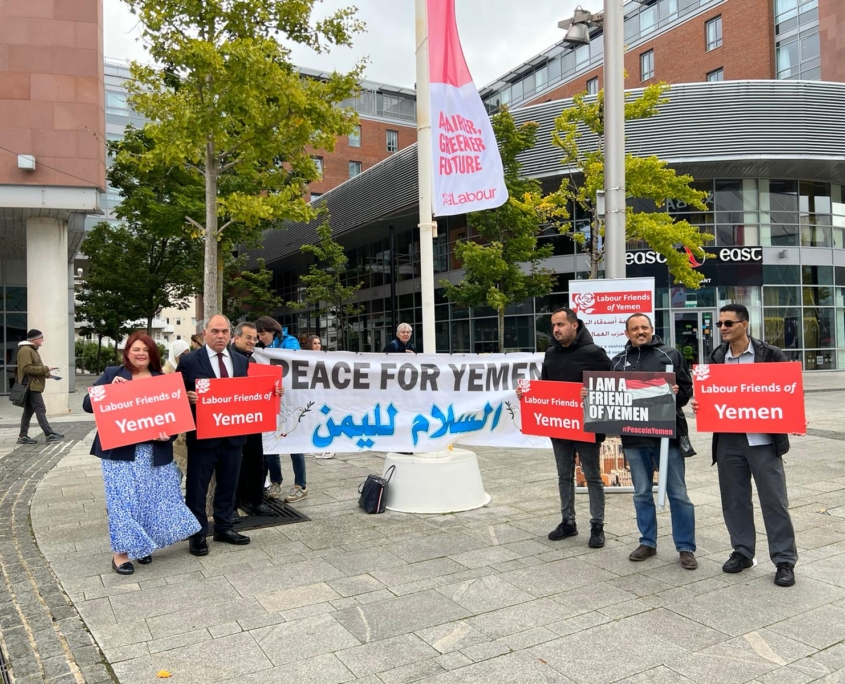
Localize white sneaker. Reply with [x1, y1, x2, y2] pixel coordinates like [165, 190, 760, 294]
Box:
[284, 485, 308, 503]
[266, 483, 282, 499]
[314, 452, 335, 459]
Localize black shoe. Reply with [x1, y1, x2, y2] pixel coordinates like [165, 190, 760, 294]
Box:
[137, 555, 152, 565]
[774, 562, 795, 587]
[112, 558, 134, 575]
[588, 524, 605, 548]
[629, 544, 657, 561]
[16, 436, 36, 445]
[242, 503, 273, 516]
[46, 433, 63, 443]
[232, 512, 242, 524]
[548, 521, 578, 541]
[722, 551, 754, 574]
[213, 529, 250, 545]
[189, 534, 209, 556]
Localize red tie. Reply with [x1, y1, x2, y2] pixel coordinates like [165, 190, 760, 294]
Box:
[217, 353, 229, 378]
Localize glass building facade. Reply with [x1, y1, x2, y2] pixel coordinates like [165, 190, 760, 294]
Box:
[0, 261, 27, 394]
[274, 177, 845, 370]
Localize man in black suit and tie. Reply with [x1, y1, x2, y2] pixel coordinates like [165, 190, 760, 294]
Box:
[179, 314, 251, 554]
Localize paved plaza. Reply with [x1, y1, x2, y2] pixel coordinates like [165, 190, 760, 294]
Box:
[0, 373, 843, 682]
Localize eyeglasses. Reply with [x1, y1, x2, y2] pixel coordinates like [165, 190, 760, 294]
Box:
[715, 320, 743, 328]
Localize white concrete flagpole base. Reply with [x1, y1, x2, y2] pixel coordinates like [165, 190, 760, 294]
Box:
[382, 449, 491, 513]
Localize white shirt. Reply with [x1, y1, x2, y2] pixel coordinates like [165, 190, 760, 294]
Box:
[725, 340, 773, 447]
[205, 345, 234, 379]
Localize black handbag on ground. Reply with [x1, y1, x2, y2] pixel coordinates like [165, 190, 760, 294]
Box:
[358, 465, 396, 514]
[9, 378, 29, 408]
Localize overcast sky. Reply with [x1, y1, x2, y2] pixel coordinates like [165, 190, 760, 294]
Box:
[103, 0, 593, 90]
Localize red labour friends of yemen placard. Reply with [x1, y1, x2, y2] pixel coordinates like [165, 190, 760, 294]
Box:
[195, 376, 277, 439]
[693, 362, 806, 434]
[88, 373, 195, 451]
[518, 380, 595, 442]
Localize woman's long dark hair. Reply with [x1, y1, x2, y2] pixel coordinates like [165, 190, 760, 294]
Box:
[122, 331, 163, 373]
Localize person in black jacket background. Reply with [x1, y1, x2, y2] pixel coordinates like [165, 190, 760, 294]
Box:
[383, 323, 416, 354]
[83, 331, 199, 575]
[692, 303, 797, 587]
[610, 314, 697, 570]
[518, 308, 611, 547]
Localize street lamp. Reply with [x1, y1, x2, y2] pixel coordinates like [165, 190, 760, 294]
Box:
[560, 2, 626, 280]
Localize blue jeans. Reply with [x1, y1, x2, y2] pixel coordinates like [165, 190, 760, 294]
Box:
[265, 454, 306, 489]
[624, 443, 695, 553]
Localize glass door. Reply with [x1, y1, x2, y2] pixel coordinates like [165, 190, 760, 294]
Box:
[673, 310, 717, 367]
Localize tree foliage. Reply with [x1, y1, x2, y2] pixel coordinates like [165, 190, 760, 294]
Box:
[121, 0, 366, 321]
[225, 256, 283, 323]
[441, 107, 565, 352]
[291, 221, 362, 350]
[75, 279, 136, 374]
[550, 83, 711, 287]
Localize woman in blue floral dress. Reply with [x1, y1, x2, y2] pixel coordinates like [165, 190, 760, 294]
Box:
[83, 332, 199, 575]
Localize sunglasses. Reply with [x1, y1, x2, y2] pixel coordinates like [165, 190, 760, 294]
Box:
[715, 320, 743, 328]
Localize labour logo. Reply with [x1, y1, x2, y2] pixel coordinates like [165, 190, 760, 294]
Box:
[571, 292, 596, 314]
[196, 379, 211, 395]
[88, 386, 106, 403]
[518, 379, 531, 394]
[693, 365, 710, 382]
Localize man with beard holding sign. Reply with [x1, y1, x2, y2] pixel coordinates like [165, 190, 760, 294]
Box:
[610, 314, 697, 570]
[517, 308, 611, 547]
[692, 303, 797, 587]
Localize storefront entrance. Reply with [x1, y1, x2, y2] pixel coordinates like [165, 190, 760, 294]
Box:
[673, 310, 717, 367]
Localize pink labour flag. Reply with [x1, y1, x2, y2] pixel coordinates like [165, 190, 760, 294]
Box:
[427, 0, 508, 216]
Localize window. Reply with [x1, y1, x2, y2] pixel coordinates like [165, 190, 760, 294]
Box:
[176, 318, 182, 325]
[640, 50, 654, 81]
[106, 91, 129, 116]
[349, 161, 362, 178]
[312, 156, 323, 178]
[586, 77, 598, 95]
[310, 192, 323, 202]
[706, 16, 723, 51]
[707, 68, 724, 82]
[386, 130, 398, 153]
[348, 125, 361, 147]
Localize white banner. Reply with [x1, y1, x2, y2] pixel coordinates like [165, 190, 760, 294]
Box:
[427, 0, 507, 216]
[253, 350, 550, 454]
[569, 277, 656, 357]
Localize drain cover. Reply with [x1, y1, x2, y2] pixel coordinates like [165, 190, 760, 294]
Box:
[212, 497, 310, 533]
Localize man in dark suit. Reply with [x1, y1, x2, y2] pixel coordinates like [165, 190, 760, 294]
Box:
[179, 314, 251, 554]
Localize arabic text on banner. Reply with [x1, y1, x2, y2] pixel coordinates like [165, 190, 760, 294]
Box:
[693, 362, 806, 434]
[569, 277, 656, 358]
[253, 350, 552, 453]
[427, 0, 507, 216]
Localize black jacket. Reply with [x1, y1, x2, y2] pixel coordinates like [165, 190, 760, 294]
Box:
[708, 336, 790, 461]
[610, 336, 692, 448]
[177, 346, 250, 448]
[83, 366, 176, 466]
[541, 321, 611, 383]
[384, 337, 415, 354]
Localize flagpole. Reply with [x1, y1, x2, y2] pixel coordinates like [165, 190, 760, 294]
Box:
[415, 0, 437, 354]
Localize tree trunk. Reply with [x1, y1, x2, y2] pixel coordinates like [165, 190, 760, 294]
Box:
[498, 308, 505, 353]
[146, 314, 153, 336]
[216, 248, 224, 315]
[203, 135, 218, 324]
[591, 213, 600, 279]
[96, 335, 103, 374]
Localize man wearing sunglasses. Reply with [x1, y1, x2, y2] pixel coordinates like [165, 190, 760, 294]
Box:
[693, 303, 797, 587]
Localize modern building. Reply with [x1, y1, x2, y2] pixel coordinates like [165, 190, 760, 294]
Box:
[253, 0, 845, 370]
[0, 0, 105, 407]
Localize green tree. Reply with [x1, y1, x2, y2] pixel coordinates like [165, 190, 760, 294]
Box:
[291, 222, 362, 350]
[441, 107, 565, 352]
[121, 0, 365, 321]
[551, 83, 711, 286]
[75, 284, 134, 373]
[225, 256, 283, 322]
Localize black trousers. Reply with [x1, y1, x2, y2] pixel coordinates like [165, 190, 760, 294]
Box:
[186, 443, 242, 535]
[238, 433, 266, 508]
[20, 390, 54, 437]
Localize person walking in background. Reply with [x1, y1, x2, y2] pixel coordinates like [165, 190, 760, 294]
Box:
[692, 303, 798, 588]
[610, 313, 697, 571]
[383, 323, 416, 353]
[16, 329, 63, 445]
[83, 332, 199, 575]
[517, 308, 611, 548]
[179, 314, 251, 555]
